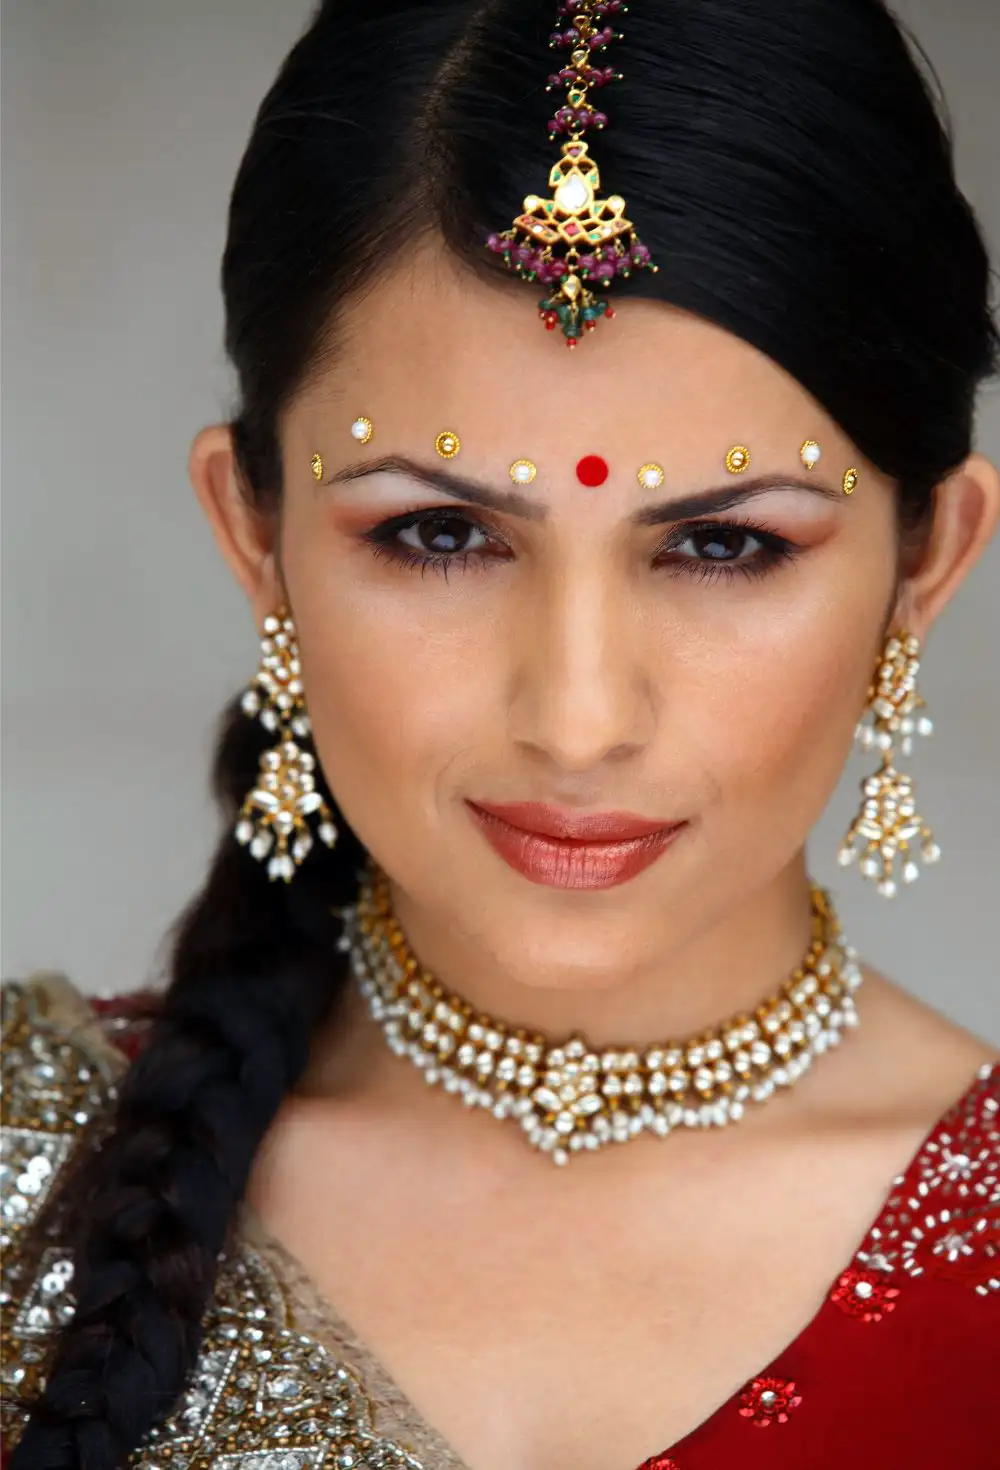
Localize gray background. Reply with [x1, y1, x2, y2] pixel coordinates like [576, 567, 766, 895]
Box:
[3, 0, 999, 1040]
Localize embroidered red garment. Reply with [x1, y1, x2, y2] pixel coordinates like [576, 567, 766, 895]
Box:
[638, 1060, 999, 1469]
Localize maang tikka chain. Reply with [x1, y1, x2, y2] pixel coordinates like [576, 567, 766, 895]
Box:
[838, 632, 940, 897]
[234, 608, 339, 882]
[485, 0, 657, 347]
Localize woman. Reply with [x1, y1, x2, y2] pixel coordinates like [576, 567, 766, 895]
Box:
[2, 0, 998, 1466]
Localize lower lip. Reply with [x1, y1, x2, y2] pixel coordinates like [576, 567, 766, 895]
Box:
[467, 805, 685, 890]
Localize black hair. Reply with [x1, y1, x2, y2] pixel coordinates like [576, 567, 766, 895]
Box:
[12, 0, 998, 1465]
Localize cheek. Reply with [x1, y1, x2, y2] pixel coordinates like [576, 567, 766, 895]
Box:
[685, 613, 878, 841]
[280, 531, 499, 839]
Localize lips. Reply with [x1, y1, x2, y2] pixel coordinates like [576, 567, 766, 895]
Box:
[466, 801, 685, 890]
[467, 800, 678, 842]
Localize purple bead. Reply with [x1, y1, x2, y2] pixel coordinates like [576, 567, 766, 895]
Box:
[548, 259, 567, 279]
[578, 253, 597, 275]
[594, 261, 615, 283]
[487, 233, 505, 253]
[514, 244, 534, 265]
[632, 242, 651, 266]
[594, 112, 608, 127]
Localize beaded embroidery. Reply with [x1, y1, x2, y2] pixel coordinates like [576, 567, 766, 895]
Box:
[851, 1060, 1000, 1297]
[0, 979, 429, 1470]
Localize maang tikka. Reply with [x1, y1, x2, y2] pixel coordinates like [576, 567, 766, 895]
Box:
[234, 608, 339, 881]
[486, 0, 658, 346]
[838, 631, 940, 897]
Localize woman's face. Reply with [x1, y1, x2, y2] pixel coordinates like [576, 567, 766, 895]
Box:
[242, 245, 902, 991]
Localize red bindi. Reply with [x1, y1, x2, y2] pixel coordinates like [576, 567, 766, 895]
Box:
[576, 454, 609, 487]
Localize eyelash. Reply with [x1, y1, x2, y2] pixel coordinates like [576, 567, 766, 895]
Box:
[360, 509, 797, 584]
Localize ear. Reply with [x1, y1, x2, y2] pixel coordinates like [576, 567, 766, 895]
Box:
[188, 423, 285, 623]
[895, 451, 1000, 638]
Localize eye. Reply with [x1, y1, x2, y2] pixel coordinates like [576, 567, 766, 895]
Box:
[361, 509, 508, 578]
[396, 513, 492, 559]
[657, 520, 795, 580]
[674, 525, 766, 561]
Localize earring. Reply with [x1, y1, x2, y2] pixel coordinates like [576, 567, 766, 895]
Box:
[837, 631, 939, 897]
[234, 608, 339, 882]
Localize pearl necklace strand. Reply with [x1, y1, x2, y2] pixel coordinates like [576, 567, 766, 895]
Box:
[340, 863, 863, 1165]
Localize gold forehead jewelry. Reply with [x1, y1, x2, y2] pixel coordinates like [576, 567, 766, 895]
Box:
[310, 453, 324, 482]
[800, 439, 822, 470]
[343, 860, 862, 1167]
[435, 430, 461, 459]
[726, 445, 750, 474]
[637, 462, 665, 490]
[485, 0, 657, 348]
[510, 459, 538, 484]
[350, 416, 374, 444]
[843, 467, 859, 495]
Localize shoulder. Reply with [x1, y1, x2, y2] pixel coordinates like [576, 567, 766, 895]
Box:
[796, 967, 998, 1140]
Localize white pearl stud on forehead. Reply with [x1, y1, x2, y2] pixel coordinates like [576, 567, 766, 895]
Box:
[350, 416, 374, 444]
[637, 463, 665, 490]
[800, 439, 822, 470]
[725, 445, 750, 474]
[510, 459, 537, 484]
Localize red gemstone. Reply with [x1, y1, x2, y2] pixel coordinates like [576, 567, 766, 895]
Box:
[576, 454, 609, 486]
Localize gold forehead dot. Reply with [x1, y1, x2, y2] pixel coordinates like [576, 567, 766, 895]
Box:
[435, 430, 461, 459]
[725, 445, 750, 474]
[800, 439, 822, 470]
[637, 463, 665, 490]
[310, 453, 324, 482]
[350, 416, 374, 444]
[843, 467, 859, 496]
[510, 459, 537, 484]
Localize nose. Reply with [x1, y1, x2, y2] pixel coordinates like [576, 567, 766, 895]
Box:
[508, 566, 654, 771]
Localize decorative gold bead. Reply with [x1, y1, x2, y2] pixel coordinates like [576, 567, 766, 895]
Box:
[435, 430, 461, 459]
[725, 445, 750, 474]
[637, 462, 665, 490]
[843, 467, 859, 496]
[310, 453, 324, 482]
[510, 458, 537, 484]
[350, 415, 374, 444]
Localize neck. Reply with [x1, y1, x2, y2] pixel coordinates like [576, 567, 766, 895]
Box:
[376, 853, 819, 1048]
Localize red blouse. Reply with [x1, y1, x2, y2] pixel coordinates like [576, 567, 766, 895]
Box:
[639, 1059, 999, 1469]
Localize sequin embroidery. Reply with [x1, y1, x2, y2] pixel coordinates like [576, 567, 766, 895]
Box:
[737, 1374, 803, 1427]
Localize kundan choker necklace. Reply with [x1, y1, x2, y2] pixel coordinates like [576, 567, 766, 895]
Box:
[340, 862, 862, 1165]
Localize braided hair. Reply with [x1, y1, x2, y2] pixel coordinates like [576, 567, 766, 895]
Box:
[12, 0, 998, 1463]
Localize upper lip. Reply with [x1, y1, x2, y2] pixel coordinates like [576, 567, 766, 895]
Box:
[468, 800, 681, 842]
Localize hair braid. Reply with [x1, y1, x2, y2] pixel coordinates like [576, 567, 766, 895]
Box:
[11, 697, 369, 1469]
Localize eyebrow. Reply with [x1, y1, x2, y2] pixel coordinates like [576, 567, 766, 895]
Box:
[324, 453, 845, 524]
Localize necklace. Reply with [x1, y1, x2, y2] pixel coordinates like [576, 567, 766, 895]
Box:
[340, 861, 863, 1165]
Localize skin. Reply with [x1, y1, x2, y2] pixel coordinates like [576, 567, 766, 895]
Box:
[191, 239, 999, 1470]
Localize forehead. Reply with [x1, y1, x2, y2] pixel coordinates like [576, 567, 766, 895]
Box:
[299, 239, 847, 467]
